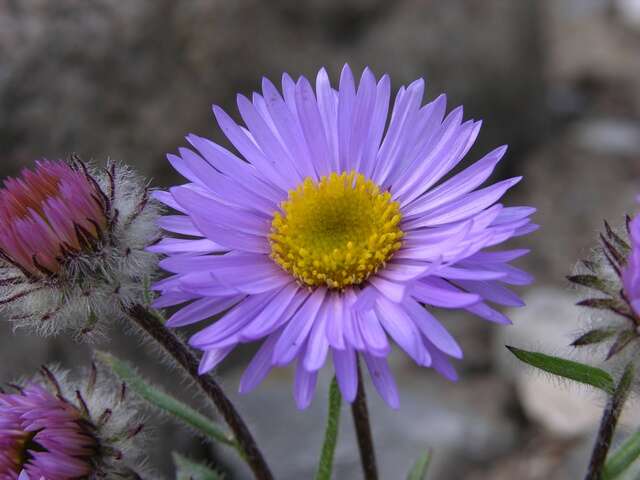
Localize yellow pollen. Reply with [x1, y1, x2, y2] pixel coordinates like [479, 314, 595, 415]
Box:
[270, 171, 404, 289]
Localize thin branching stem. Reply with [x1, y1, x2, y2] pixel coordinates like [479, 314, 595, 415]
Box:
[127, 303, 273, 480]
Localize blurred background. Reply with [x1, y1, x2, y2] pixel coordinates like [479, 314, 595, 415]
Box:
[2, 0, 640, 478]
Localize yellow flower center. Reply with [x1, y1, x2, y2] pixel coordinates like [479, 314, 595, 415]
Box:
[270, 171, 404, 289]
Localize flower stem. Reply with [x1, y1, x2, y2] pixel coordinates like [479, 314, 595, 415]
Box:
[315, 377, 343, 480]
[351, 357, 378, 480]
[126, 303, 273, 480]
[585, 362, 634, 480]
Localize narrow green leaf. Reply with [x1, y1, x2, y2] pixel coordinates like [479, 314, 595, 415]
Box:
[506, 346, 615, 394]
[577, 298, 620, 310]
[174, 452, 224, 480]
[604, 220, 630, 254]
[571, 328, 617, 347]
[566, 275, 612, 294]
[315, 378, 342, 480]
[603, 431, 640, 479]
[407, 449, 432, 480]
[95, 351, 237, 450]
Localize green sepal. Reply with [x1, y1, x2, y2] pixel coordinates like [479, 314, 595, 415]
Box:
[606, 330, 638, 360]
[571, 328, 617, 347]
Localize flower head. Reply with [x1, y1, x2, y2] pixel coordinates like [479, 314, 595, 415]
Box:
[0, 159, 160, 338]
[622, 215, 640, 315]
[570, 214, 640, 359]
[0, 367, 145, 480]
[152, 65, 536, 408]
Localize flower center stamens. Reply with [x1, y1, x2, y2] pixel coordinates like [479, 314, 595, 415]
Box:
[270, 171, 404, 289]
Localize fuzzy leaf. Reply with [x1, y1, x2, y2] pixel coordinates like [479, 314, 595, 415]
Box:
[315, 378, 342, 480]
[577, 298, 621, 310]
[600, 234, 626, 268]
[95, 352, 237, 449]
[606, 330, 637, 360]
[571, 328, 617, 347]
[506, 346, 615, 394]
[407, 449, 432, 480]
[603, 431, 640, 480]
[567, 275, 611, 294]
[604, 220, 630, 254]
[174, 453, 224, 480]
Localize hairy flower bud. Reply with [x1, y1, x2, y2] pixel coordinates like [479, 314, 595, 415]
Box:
[0, 366, 146, 480]
[0, 159, 160, 338]
[569, 216, 640, 360]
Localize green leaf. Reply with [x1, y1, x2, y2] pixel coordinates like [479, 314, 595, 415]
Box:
[506, 346, 615, 394]
[577, 298, 620, 310]
[174, 453, 224, 480]
[315, 378, 342, 480]
[566, 275, 612, 294]
[407, 449, 432, 480]
[95, 351, 237, 450]
[571, 328, 617, 347]
[603, 431, 640, 479]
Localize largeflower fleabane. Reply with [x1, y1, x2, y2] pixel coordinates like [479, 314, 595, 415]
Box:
[152, 65, 537, 409]
[270, 171, 403, 289]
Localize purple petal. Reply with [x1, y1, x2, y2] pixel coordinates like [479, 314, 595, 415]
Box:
[411, 278, 480, 308]
[239, 283, 307, 340]
[294, 357, 318, 409]
[295, 76, 333, 177]
[198, 347, 234, 374]
[332, 345, 358, 402]
[239, 333, 280, 394]
[304, 300, 330, 371]
[375, 296, 429, 365]
[403, 145, 507, 217]
[455, 279, 524, 307]
[363, 353, 400, 409]
[167, 296, 242, 327]
[273, 287, 327, 365]
[404, 298, 463, 358]
[357, 309, 391, 357]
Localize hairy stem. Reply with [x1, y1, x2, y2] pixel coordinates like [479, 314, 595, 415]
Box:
[351, 357, 378, 480]
[127, 303, 273, 480]
[585, 363, 634, 480]
[315, 377, 343, 480]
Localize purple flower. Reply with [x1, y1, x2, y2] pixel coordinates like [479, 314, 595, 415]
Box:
[622, 215, 640, 316]
[152, 65, 536, 409]
[0, 384, 97, 480]
[0, 368, 146, 480]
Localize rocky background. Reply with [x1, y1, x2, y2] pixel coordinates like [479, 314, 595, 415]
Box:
[2, 0, 640, 478]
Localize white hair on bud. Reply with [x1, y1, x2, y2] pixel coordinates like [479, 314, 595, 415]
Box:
[10, 364, 154, 479]
[0, 160, 161, 340]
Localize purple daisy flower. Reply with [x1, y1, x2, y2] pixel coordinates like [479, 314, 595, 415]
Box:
[622, 214, 640, 316]
[0, 368, 146, 480]
[0, 383, 97, 480]
[152, 65, 536, 409]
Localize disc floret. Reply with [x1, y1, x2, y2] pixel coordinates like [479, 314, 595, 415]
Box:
[270, 171, 403, 289]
